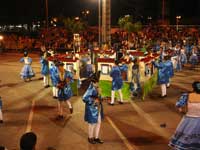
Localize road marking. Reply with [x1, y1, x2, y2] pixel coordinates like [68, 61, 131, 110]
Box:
[106, 116, 138, 150]
[25, 89, 49, 133]
[130, 101, 171, 139]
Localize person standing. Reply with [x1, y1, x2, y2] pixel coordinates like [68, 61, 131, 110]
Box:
[152, 58, 169, 98]
[20, 51, 35, 82]
[49, 60, 59, 99]
[165, 56, 174, 88]
[40, 52, 50, 88]
[0, 96, 3, 123]
[169, 81, 200, 150]
[131, 58, 140, 96]
[109, 60, 123, 105]
[56, 62, 73, 119]
[82, 72, 104, 144]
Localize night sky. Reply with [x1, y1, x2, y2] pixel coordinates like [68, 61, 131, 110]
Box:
[0, 0, 200, 25]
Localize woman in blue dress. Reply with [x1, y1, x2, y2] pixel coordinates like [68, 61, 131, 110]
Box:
[56, 62, 73, 119]
[169, 81, 200, 150]
[20, 51, 35, 82]
[109, 60, 123, 105]
[83, 72, 104, 144]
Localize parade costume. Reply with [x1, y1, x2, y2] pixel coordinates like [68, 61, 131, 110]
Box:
[120, 63, 128, 81]
[49, 62, 59, 98]
[82, 73, 104, 144]
[0, 97, 3, 123]
[131, 59, 141, 96]
[169, 82, 200, 150]
[165, 59, 174, 88]
[189, 53, 198, 68]
[110, 61, 123, 105]
[153, 60, 169, 97]
[20, 52, 35, 81]
[40, 53, 50, 88]
[56, 62, 73, 117]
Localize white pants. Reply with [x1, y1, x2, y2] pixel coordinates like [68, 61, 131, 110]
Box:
[161, 84, 167, 96]
[43, 75, 49, 86]
[52, 86, 58, 97]
[88, 113, 101, 138]
[111, 89, 123, 104]
[0, 109, 3, 120]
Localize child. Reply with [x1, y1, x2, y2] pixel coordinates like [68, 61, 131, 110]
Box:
[20, 51, 35, 82]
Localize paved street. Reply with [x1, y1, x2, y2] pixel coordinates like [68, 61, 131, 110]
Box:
[0, 53, 199, 150]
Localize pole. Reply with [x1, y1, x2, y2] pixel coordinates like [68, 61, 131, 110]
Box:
[45, 0, 49, 29]
[98, 0, 101, 47]
[162, 0, 165, 24]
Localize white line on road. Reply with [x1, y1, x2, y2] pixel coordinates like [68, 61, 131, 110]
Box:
[25, 89, 49, 133]
[106, 116, 138, 150]
[130, 101, 171, 139]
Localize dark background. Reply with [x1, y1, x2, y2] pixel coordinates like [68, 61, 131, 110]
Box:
[0, 0, 200, 25]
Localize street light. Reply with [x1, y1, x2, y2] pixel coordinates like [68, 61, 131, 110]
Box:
[45, 0, 48, 29]
[98, 0, 101, 47]
[176, 16, 181, 31]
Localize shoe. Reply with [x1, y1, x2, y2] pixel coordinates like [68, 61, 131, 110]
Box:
[0, 120, 3, 123]
[94, 138, 104, 144]
[56, 115, 64, 120]
[167, 86, 170, 88]
[53, 96, 58, 99]
[88, 138, 96, 144]
[69, 107, 73, 114]
[118, 101, 123, 105]
[108, 103, 114, 106]
[44, 85, 50, 88]
[159, 95, 167, 98]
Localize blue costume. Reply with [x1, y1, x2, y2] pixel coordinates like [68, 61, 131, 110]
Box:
[153, 61, 169, 84]
[40, 57, 49, 76]
[57, 70, 73, 101]
[110, 66, 123, 91]
[165, 60, 174, 78]
[49, 65, 59, 87]
[169, 93, 200, 150]
[120, 64, 128, 81]
[189, 54, 198, 67]
[20, 57, 35, 79]
[83, 83, 104, 124]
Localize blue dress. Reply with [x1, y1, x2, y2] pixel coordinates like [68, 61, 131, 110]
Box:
[169, 93, 200, 150]
[57, 70, 73, 101]
[40, 57, 49, 76]
[20, 57, 35, 79]
[49, 65, 59, 87]
[153, 61, 169, 84]
[83, 83, 104, 124]
[110, 66, 123, 91]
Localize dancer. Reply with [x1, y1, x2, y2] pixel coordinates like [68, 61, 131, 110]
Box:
[83, 72, 104, 144]
[109, 60, 123, 105]
[20, 51, 35, 82]
[169, 81, 200, 150]
[56, 62, 73, 119]
[40, 52, 50, 88]
[49, 60, 59, 99]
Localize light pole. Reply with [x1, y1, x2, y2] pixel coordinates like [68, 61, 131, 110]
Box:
[176, 16, 181, 31]
[98, 0, 101, 47]
[45, 0, 49, 29]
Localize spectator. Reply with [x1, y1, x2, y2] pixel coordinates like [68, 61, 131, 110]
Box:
[20, 132, 37, 150]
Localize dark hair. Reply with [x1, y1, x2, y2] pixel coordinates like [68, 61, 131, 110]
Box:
[0, 146, 6, 150]
[24, 51, 28, 57]
[20, 132, 37, 150]
[114, 60, 119, 65]
[192, 81, 200, 94]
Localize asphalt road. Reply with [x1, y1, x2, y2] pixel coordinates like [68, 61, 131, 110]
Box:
[0, 53, 199, 150]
